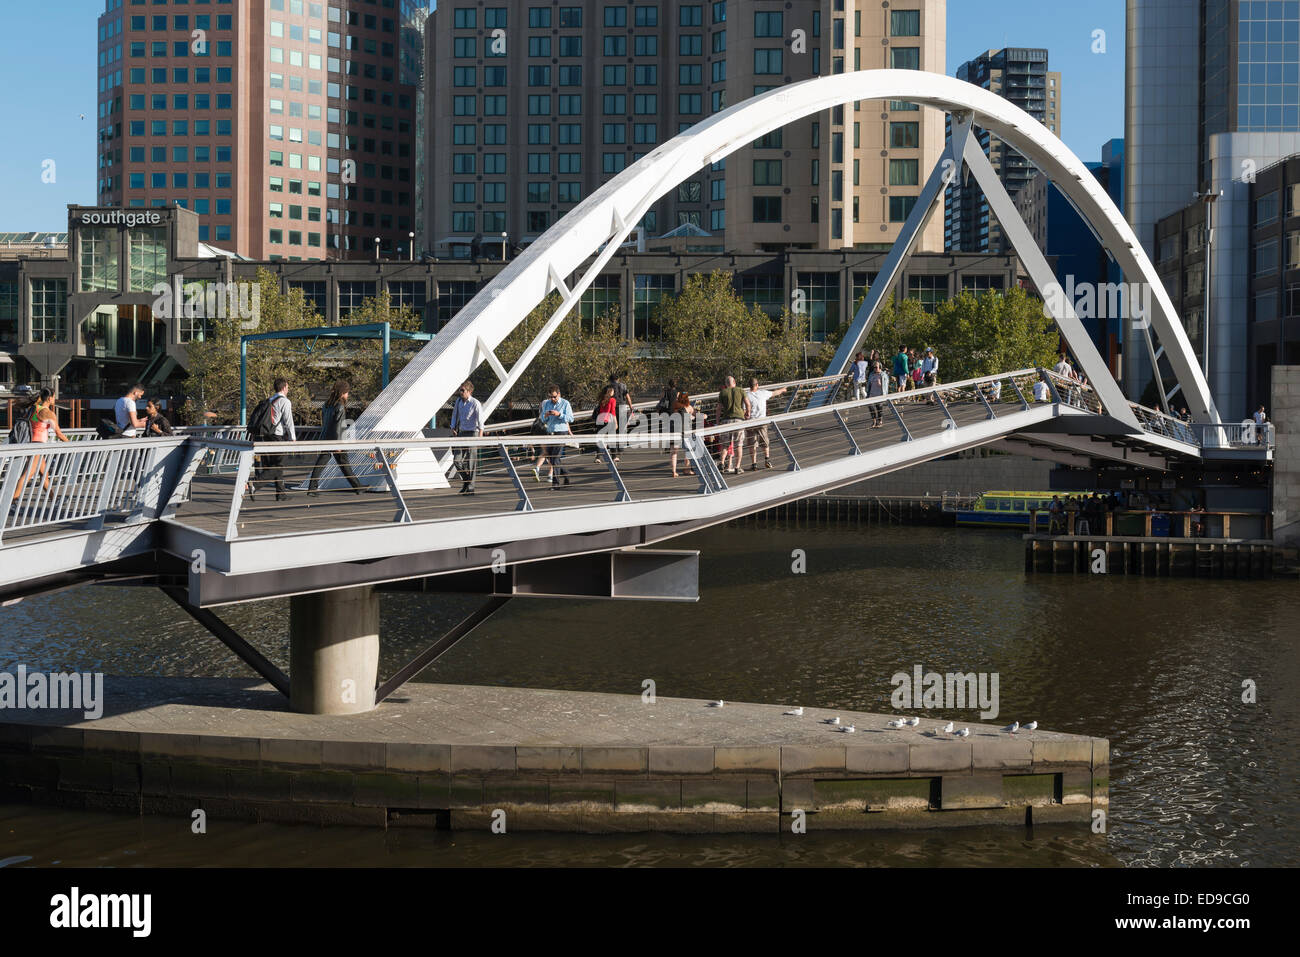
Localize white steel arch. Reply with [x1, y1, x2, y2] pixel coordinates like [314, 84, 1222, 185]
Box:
[353, 69, 1217, 447]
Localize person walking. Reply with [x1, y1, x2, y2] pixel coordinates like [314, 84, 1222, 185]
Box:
[867, 360, 888, 428]
[892, 346, 910, 395]
[254, 377, 297, 501]
[449, 379, 484, 494]
[307, 379, 364, 496]
[716, 375, 750, 474]
[594, 385, 619, 464]
[608, 371, 632, 461]
[851, 352, 869, 400]
[668, 391, 696, 478]
[114, 382, 147, 437]
[742, 377, 788, 470]
[538, 385, 574, 488]
[9, 389, 69, 512]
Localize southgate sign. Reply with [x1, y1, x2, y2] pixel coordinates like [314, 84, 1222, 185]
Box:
[78, 210, 163, 227]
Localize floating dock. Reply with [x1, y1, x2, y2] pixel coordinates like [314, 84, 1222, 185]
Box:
[0, 677, 1106, 832]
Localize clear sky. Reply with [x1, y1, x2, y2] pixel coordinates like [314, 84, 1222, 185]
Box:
[0, 0, 1125, 232]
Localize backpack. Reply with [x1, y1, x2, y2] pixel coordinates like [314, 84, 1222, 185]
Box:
[247, 396, 279, 440]
[7, 417, 32, 444]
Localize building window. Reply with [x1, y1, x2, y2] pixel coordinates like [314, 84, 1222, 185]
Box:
[960, 274, 1005, 292]
[752, 196, 782, 222]
[795, 272, 839, 341]
[888, 159, 919, 186]
[753, 159, 782, 186]
[387, 281, 428, 326]
[79, 228, 120, 293]
[754, 48, 782, 74]
[890, 10, 920, 36]
[1256, 190, 1280, 227]
[339, 282, 377, 318]
[634, 274, 674, 339]
[889, 47, 920, 69]
[889, 196, 918, 222]
[1255, 238, 1279, 277]
[578, 274, 620, 332]
[30, 279, 68, 343]
[908, 274, 948, 312]
[436, 280, 480, 328]
[127, 228, 166, 292]
[288, 280, 328, 318]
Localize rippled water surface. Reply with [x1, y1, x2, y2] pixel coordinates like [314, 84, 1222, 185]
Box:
[2, 523, 1296, 867]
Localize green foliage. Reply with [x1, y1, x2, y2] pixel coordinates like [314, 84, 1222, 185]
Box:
[821, 287, 1059, 383]
[493, 292, 646, 411]
[654, 270, 808, 390]
[182, 267, 421, 424]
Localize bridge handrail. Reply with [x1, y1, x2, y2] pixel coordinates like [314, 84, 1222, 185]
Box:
[480, 374, 847, 435]
[217, 368, 1045, 452]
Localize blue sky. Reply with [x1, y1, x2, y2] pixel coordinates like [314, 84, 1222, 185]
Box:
[0, 0, 1125, 232]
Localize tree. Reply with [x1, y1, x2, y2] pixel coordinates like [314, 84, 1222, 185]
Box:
[819, 286, 1058, 383]
[183, 268, 421, 425]
[492, 293, 646, 412]
[655, 270, 808, 391]
[929, 287, 1059, 382]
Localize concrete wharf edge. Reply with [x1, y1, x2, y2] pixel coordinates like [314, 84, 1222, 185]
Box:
[0, 677, 1108, 833]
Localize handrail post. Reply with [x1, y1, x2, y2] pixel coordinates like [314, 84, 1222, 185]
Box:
[770, 422, 800, 472]
[224, 449, 254, 541]
[886, 399, 912, 442]
[597, 440, 632, 502]
[497, 442, 533, 512]
[374, 444, 412, 523]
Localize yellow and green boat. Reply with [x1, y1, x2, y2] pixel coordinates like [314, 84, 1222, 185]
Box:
[954, 490, 1060, 529]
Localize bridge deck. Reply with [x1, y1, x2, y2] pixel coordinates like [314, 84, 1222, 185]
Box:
[167, 399, 971, 539]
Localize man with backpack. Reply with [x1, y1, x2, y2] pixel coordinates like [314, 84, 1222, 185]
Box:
[248, 378, 296, 501]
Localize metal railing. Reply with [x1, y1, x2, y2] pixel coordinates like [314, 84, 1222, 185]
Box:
[0, 367, 1267, 555]
[160, 368, 1055, 543]
[1192, 420, 1275, 450]
[0, 435, 186, 544]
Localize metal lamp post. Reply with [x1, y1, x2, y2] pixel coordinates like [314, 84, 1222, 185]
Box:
[501, 232, 508, 261]
[374, 236, 381, 261]
[1193, 189, 1222, 382]
[408, 231, 415, 262]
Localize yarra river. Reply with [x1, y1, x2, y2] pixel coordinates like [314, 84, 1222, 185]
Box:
[1, 523, 1296, 867]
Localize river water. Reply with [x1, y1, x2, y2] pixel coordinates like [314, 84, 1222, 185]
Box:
[1, 523, 1296, 867]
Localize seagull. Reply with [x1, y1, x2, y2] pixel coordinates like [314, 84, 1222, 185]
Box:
[840, 724, 856, 733]
[954, 727, 970, 737]
[783, 707, 804, 716]
[1002, 721, 1020, 735]
[887, 718, 906, 728]
[940, 721, 954, 734]
[824, 716, 840, 726]
[708, 700, 724, 708]
[905, 716, 920, 727]
[1022, 720, 1038, 733]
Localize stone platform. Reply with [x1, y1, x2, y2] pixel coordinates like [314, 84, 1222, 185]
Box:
[0, 677, 1108, 832]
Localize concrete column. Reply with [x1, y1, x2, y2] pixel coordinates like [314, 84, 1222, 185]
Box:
[1272, 366, 1300, 548]
[289, 585, 380, 714]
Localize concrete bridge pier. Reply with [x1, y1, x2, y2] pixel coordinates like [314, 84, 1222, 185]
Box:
[289, 585, 380, 715]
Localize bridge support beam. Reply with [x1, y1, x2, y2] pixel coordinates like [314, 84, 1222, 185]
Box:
[289, 585, 380, 714]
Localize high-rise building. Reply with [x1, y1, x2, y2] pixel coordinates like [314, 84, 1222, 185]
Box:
[945, 47, 1061, 254]
[1015, 138, 1126, 370]
[94, 0, 425, 261]
[423, 1, 947, 262]
[1125, 0, 1300, 415]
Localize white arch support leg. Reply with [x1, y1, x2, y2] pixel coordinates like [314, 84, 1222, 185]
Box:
[822, 114, 975, 384]
[959, 135, 1141, 430]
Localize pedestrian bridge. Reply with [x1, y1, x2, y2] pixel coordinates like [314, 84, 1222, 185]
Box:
[0, 368, 1267, 609]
